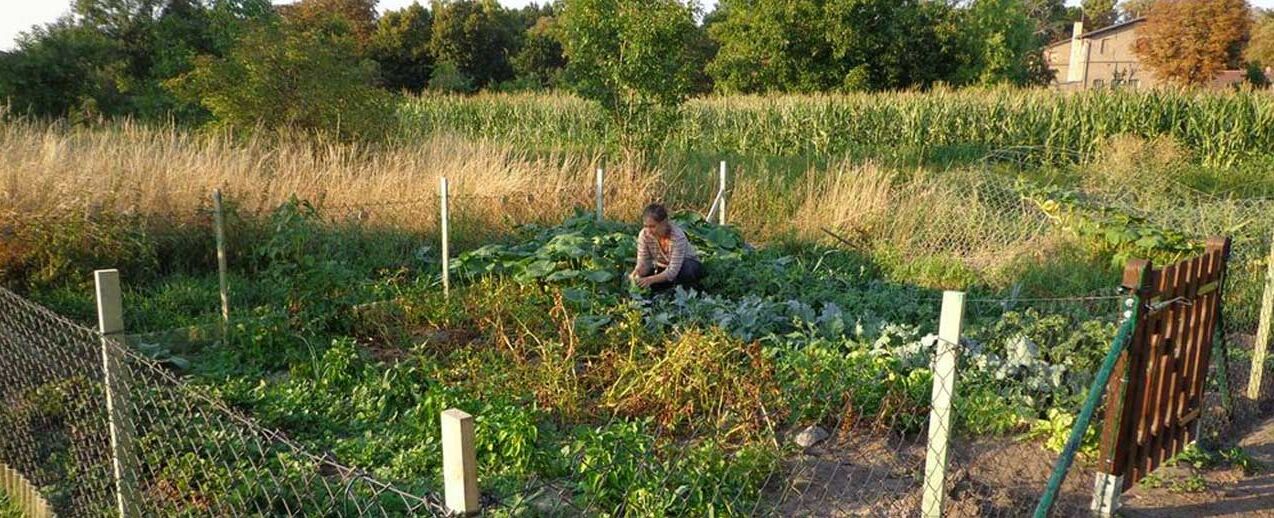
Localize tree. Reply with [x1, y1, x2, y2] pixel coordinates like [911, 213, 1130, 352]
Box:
[825, 0, 962, 91]
[1082, 0, 1119, 27]
[707, 0, 836, 93]
[167, 18, 393, 140]
[1248, 9, 1274, 69]
[367, 2, 434, 92]
[512, 16, 564, 88]
[1134, 0, 1252, 86]
[0, 18, 127, 119]
[428, 0, 517, 88]
[283, 0, 378, 49]
[707, 0, 962, 93]
[557, 0, 700, 149]
[1121, 0, 1158, 19]
[958, 0, 1040, 86]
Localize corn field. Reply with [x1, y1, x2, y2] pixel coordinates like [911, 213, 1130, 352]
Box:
[400, 88, 1274, 166]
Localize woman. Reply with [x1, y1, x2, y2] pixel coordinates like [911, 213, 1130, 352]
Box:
[629, 203, 703, 292]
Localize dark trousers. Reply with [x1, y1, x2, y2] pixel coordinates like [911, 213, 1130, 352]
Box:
[649, 258, 704, 293]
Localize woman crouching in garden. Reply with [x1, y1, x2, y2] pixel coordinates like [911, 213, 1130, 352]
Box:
[629, 203, 703, 292]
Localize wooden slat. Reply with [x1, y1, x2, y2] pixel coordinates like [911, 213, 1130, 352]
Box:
[1114, 237, 1233, 491]
[1100, 260, 1153, 478]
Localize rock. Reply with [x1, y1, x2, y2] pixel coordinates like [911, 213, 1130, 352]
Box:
[793, 425, 829, 448]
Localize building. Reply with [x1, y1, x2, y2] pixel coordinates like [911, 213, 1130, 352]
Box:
[1045, 19, 1155, 90]
[1046, 19, 1264, 90]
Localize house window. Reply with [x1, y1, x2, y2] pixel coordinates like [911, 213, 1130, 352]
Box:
[1093, 79, 1105, 88]
[1127, 79, 1140, 88]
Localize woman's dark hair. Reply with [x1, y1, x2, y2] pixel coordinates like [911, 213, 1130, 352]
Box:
[642, 203, 668, 222]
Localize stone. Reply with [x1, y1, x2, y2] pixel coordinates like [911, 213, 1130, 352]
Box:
[793, 425, 830, 448]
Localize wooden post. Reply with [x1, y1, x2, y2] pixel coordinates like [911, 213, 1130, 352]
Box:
[95, 269, 135, 518]
[595, 167, 604, 222]
[718, 160, 728, 225]
[212, 189, 230, 332]
[1093, 260, 1153, 516]
[440, 177, 450, 298]
[441, 408, 478, 515]
[921, 291, 964, 518]
[1249, 235, 1274, 401]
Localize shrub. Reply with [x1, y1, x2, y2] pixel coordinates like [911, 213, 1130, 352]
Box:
[167, 18, 394, 141]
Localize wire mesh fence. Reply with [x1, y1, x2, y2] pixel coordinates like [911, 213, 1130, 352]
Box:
[0, 286, 446, 517]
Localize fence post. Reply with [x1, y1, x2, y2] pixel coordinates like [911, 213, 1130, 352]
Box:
[212, 189, 230, 332]
[1248, 234, 1274, 401]
[441, 408, 478, 515]
[440, 177, 450, 298]
[95, 269, 136, 518]
[921, 290, 964, 518]
[718, 160, 728, 225]
[595, 167, 605, 222]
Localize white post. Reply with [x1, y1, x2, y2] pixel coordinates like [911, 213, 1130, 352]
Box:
[718, 160, 728, 225]
[212, 190, 230, 332]
[1249, 235, 1274, 400]
[595, 167, 605, 222]
[440, 177, 450, 298]
[441, 408, 479, 515]
[922, 290, 965, 518]
[95, 269, 135, 518]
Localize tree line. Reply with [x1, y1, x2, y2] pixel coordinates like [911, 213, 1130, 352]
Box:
[1, 0, 1270, 141]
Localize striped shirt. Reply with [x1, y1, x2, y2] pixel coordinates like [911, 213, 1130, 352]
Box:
[636, 223, 699, 281]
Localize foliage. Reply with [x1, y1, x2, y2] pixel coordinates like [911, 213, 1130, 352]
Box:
[282, 0, 379, 49]
[557, 0, 701, 149]
[428, 0, 518, 89]
[708, 0, 961, 93]
[1247, 9, 1274, 70]
[511, 16, 565, 88]
[400, 88, 1274, 167]
[1081, 0, 1119, 28]
[0, 0, 272, 121]
[0, 19, 129, 119]
[1134, 0, 1253, 86]
[957, 0, 1041, 86]
[367, 2, 435, 93]
[1026, 185, 1201, 266]
[1026, 408, 1100, 457]
[166, 17, 395, 141]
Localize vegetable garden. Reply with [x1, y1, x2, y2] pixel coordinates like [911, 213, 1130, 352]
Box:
[2, 89, 1273, 516]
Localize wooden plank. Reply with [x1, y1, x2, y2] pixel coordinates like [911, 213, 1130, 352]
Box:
[1102, 260, 1152, 483]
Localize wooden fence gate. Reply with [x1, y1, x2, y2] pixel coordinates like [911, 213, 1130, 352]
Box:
[1096, 237, 1231, 495]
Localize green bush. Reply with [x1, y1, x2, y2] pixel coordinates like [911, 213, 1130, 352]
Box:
[167, 18, 394, 141]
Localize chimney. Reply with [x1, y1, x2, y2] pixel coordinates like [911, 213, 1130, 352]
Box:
[1067, 22, 1089, 84]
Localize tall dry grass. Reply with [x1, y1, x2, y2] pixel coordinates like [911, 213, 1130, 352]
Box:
[1, 116, 1063, 281]
[0, 118, 662, 240]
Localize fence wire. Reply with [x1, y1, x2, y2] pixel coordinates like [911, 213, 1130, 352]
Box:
[0, 286, 446, 517]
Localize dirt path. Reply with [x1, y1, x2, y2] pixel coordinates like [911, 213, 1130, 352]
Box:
[1122, 416, 1274, 517]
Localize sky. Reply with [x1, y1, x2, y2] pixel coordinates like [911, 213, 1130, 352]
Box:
[4, 0, 1274, 51]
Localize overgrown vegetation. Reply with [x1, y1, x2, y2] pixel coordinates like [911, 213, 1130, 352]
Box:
[2, 83, 1271, 513]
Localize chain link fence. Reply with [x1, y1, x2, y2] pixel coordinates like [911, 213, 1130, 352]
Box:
[0, 286, 447, 517]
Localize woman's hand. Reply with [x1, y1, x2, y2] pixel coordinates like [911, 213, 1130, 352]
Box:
[634, 275, 658, 288]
